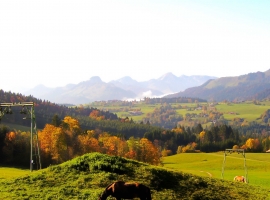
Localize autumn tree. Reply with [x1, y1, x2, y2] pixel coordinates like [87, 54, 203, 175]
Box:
[39, 124, 68, 165]
[89, 110, 105, 120]
[0, 125, 9, 162]
[62, 116, 81, 159]
[161, 149, 172, 157]
[2, 131, 16, 162]
[139, 138, 160, 165]
[126, 137, 141, 160]
[199, 130, 206, 143]
[99, 134, 127, 156]
[244, 138, 260, 151]
[77, 130, 100, 154]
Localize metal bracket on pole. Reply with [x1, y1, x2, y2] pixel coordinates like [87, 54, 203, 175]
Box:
[0, 102, 42, 171]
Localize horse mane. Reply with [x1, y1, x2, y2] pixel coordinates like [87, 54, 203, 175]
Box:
[104, 180, 126, 192]
[104, 182, 115, 190]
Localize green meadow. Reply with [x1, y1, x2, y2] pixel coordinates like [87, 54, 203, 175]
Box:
[216, 102, 269, 122]
[163, 152, 270, 189]
[0, 153, 269, 199]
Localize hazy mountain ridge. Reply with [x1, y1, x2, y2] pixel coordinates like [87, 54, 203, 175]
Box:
[165, 70, 270, 101]
[24, 73, 216, 104]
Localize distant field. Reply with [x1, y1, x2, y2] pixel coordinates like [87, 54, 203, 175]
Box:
[0, 122, 31, 132]
[92, 101, 270, 125]
[94, 103, 160, 122]
[216, 102, 269, 122]
[163, 152, 270, 189]
[0, 167, 29, 180]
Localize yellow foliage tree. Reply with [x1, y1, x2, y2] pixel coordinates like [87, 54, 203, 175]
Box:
[139, 138, 160, 165]
[77, 131, 100, 154]
[245, 138, 260, 150]
[63, 116, 80, 132]
[199, 131, 206, 143]
[101, 136, 127, 156]
[171, 128, 183, 134]
[38, 124, 67, 164]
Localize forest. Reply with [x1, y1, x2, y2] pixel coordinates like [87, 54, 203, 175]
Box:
[0, 89, 270, 169]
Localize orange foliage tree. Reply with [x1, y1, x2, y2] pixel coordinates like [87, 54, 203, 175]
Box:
[77, 130, 100, 154]
[2, 131, 16, 162]
[244, 138, 260, 151]
[99, 134, 127, 156]
[139, 138, 160, 165]
[89, 110, 105, 120]
[39, 124, 67, 164]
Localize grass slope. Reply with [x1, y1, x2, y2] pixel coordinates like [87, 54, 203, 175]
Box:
[0, 153, 269, 200]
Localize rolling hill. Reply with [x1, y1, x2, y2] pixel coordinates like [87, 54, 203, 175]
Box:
[0, 153, 268, 199]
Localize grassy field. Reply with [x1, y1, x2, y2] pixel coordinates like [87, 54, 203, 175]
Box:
[0, 153, 269, 199]
[216, 102, 269, 122]
[163, 152, 270, 189]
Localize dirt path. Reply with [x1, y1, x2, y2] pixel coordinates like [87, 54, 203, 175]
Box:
[200, 171, 212, 177]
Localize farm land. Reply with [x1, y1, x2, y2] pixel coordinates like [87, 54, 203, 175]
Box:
[88, 100, 270, 127]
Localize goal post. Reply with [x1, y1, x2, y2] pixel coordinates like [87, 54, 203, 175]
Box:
[221, 149, 248, 183]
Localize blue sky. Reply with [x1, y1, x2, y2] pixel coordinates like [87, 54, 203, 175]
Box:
[0, 0, 269, 92]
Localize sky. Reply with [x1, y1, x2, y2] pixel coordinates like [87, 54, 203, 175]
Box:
[0, 0, 270, 93]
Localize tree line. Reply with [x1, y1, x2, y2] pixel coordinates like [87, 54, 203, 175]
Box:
[0, 116, 160, 168]
[1, 114, 270, 169]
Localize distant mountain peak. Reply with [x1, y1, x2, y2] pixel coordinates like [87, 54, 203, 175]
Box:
[116, 76, 138, 84]
[158, 72, 177, 80]
[89, 76, 102, 83]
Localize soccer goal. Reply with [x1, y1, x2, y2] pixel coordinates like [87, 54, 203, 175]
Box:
[221, 149, 248, 183]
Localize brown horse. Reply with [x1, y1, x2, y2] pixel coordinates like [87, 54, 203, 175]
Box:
[98, 181, 152, 200]
[233, 175, 246, 183]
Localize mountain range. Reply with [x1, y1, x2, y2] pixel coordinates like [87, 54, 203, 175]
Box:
[165, 69, 270, 102]
[24, 73, 216, 104]
[23, 69, 270, 104]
